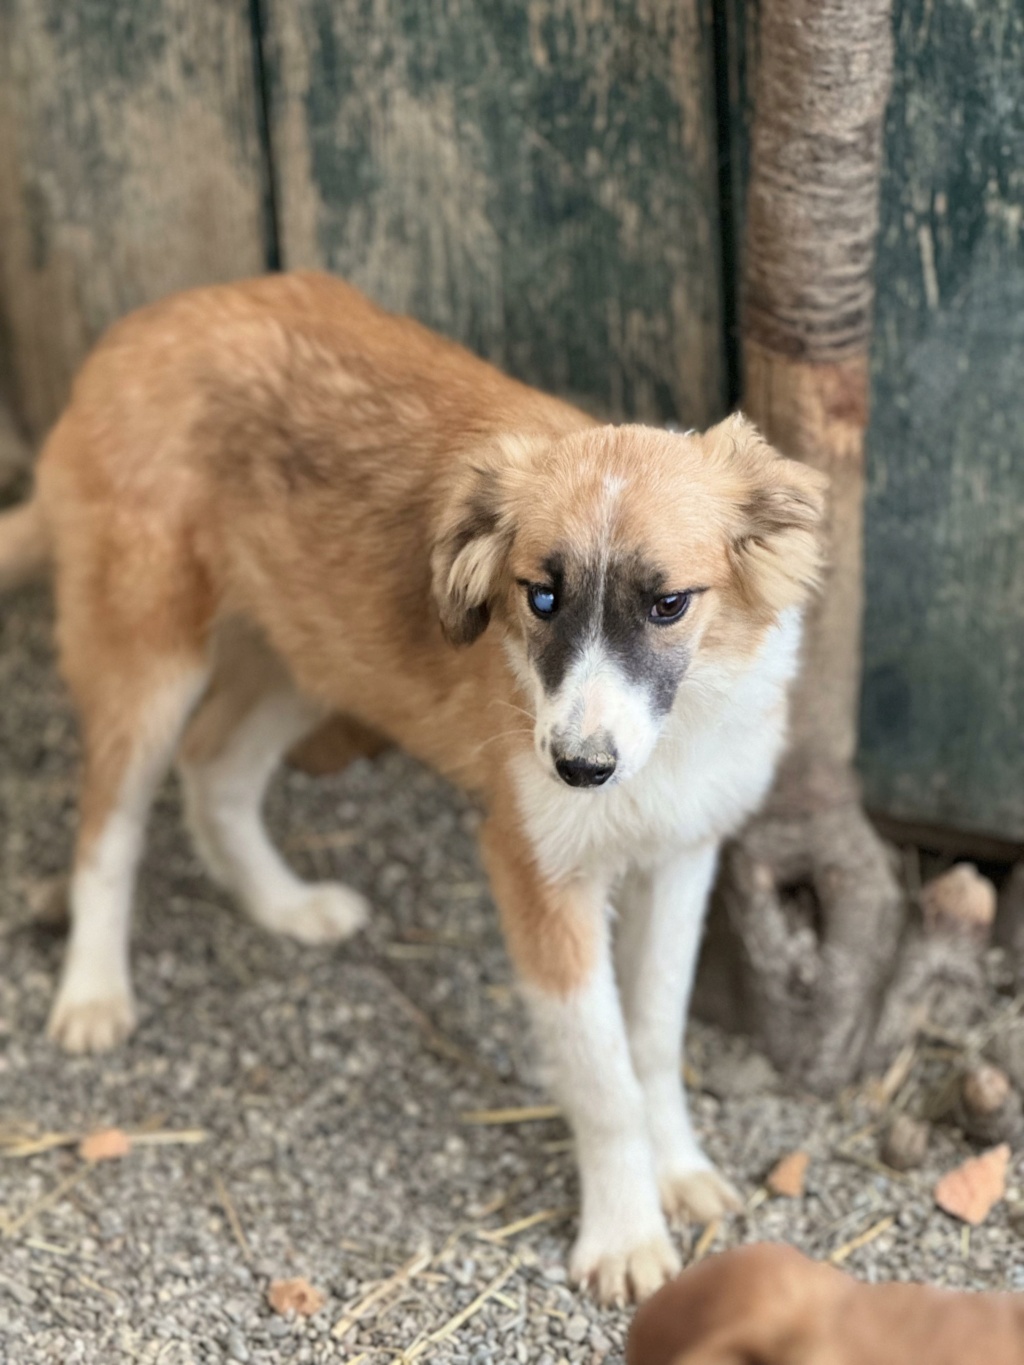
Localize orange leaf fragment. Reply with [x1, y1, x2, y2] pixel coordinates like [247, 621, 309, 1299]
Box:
[79, 1127, 132, 1162]
[767, 1150, 809, 1198]
[267, 1277, 326, 1317]
[934, 1144, 1010, 1225]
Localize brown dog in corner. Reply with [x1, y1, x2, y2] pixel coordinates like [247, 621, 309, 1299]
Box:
[0, 273, 825, 1303]
[627, 1242, 1024, 1364]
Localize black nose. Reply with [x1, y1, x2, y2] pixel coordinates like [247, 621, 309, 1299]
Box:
[554, 755, 617, 788]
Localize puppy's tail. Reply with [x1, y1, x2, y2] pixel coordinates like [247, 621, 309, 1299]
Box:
[0, 499, 50, 592]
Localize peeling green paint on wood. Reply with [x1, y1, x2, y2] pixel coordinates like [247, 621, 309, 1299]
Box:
[858, 0, 1024, 841]
[262, 0, 724, 426]
[0, 0, 268, 442]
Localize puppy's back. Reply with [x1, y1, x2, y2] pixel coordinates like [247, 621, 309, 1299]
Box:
[39, 270, 585, 520]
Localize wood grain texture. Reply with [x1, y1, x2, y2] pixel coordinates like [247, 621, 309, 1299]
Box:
[743, 0, 893, 362]
[0, 0, 268, 443]
[858, 0, 1024, 841]
[260, 0, 724, 426]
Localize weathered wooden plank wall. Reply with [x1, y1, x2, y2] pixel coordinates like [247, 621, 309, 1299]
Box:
[259, 0, 725, 427]
[0, 0, 1020, 839]
[857, 0, 1024, 841]
[0, 0, 269, 444]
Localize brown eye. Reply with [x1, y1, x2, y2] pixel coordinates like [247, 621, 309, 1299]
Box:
[649, 591, 692, 624]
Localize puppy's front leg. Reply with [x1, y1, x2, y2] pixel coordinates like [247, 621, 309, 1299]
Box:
[481, 820, 679, 1306]
[617, 843, 742, 1225]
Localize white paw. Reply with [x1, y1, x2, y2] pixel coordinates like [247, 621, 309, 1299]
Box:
[48, 992, 137, 1054]
[570, 1229, 680, 1307]
[659, 1165, 743, 1225]
[256, 882, 370, 945]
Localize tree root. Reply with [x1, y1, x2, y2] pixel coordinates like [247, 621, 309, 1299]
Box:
[696, 798, 1017, 1097]
[696, 798, 905, 1095]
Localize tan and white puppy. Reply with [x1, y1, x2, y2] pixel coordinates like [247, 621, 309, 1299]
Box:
[0, 273, 825, 1304]
[627, 1242, 1024, 1365]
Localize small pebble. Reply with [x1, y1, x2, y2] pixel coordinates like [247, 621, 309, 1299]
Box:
[0, 1276, 35, 1309]
[565, 1315, 589, 1344]
[881, 1114, 930, 1171]
[227, 1328, 250, 1362]
[963, 1064, 1011, 1115]
[920, 863, 996, 937]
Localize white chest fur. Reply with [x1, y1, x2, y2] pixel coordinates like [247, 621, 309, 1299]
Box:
[510, 609, 803, 883]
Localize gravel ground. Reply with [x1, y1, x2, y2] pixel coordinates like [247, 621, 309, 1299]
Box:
[1, 583, 1021, 1365]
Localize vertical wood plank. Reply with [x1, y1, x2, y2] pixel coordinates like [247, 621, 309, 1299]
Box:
[262, 0, 724, 427]
[858, 0, 1024, 841]
[0, 0, 269, 443]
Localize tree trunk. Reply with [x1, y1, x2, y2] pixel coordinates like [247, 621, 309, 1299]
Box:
[700, 0, 907, 1094]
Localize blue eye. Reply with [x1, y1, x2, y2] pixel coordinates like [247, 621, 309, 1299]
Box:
[527, 584, 557, 618]
[649, 591, 692, 624]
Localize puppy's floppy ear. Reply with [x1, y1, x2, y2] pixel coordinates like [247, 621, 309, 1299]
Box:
[430, 468, 509, 646]
[431, 435, 537, 646]
[711, 412, 829, 617]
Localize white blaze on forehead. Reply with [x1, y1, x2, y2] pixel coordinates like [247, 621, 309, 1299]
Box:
[598, 472, 628, 539]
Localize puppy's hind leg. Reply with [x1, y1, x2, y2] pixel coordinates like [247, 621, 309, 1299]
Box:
[49, 659, 209, 1053]
[178, 634, 368, 945]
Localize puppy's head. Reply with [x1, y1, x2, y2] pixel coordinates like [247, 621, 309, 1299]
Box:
[432, 415, 826, 789]
[626, 1243, 843, 1365]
